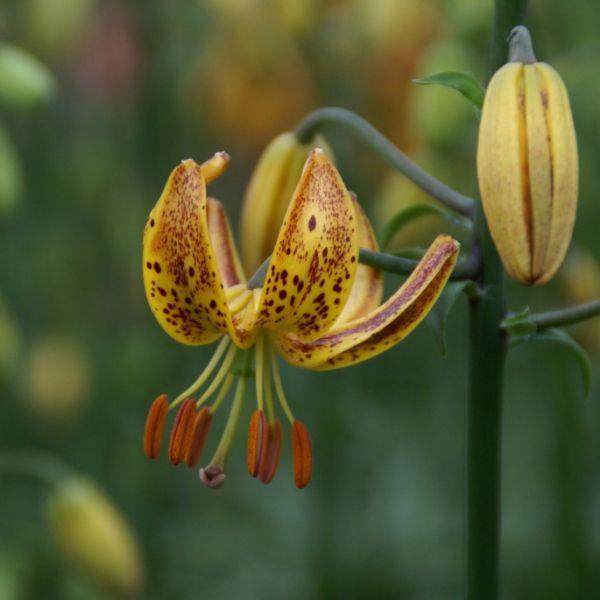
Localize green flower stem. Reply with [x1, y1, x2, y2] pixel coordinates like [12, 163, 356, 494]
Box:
[528, 299, 600, 330]
[294, 107, 476, 217]
[467, 1, 527, 599]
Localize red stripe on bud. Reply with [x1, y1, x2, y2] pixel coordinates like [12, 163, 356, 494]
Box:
[168, 399, 196, 465]
[143, 394, 169, 459]
[247, 410, 267, 477]
[258, 420, 282, 484]
[292, 420, 312, 489]
[185, 407, 213, 468]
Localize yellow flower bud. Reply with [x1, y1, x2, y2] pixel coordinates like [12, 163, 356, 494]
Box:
[46, 475, 144, 597]
[239, 132, 334, 274]
[477, 26, 578, 285]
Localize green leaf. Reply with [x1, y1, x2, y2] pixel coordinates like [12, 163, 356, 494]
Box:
[0, 122, 22, 219]
[426, 281, 470, 356]
[413, 71, 485, 110]
[380, 204, 469, 250]
[501, 306, 536, 337]
[511, 328, 591, 397]
[0, 43, 56, 109]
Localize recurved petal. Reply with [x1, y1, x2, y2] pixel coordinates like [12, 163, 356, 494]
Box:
[273, 235, 459, 369]
[207, 198, 246, 288]
[333, 193, 383, 325]
[256, 149, 358, 341]
[143, 159, 231, 345]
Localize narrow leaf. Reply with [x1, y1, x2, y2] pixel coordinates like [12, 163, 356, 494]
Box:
[380, 203, 469, 250]
[426, 281, 469, 356]
[413, 71, 485, 110]
[511, 328, 591, 397]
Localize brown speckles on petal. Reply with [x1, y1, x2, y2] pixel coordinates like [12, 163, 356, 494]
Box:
[257, 150, 358, 340]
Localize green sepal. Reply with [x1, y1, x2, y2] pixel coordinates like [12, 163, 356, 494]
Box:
[501, 307, 537, 337]
[426, 280, 470, 356]
[380, 204, 469, 250]
[412, 71, 485, 113]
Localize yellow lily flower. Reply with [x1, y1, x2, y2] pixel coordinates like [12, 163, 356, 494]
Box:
[142, 149, 459, 488]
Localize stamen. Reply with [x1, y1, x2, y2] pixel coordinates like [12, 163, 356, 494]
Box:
[263, 343, 275, 423]
[255, 334, 265, 412]
[271, 352, 295, 424]
[209, 373, 234, 414]
[170, 337, 230, 411]
[143, 394, 168, 459]
[291, 420, 312, 489]
[199, 377, 246, 489]
[247, 409, 267, 478]
[185, 407, 212, 468]
[228, 290, 252, 315]
[258, 420, 282, 484]
[168, 399, 197, 465]
[195, 343, 237, 408]
[225, 283, 247, 302]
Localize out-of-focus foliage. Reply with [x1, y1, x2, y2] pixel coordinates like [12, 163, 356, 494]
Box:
[0, 0, 599, 598]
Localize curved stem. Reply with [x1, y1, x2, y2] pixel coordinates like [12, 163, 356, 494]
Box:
[529, 299, 600, 330]
[359, 248, 480, 281]
[294, 108, 476, 217]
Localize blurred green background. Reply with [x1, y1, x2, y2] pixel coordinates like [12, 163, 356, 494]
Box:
[1, 0, 599, 598]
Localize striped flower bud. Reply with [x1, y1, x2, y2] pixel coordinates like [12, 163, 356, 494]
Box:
[477, 26, 578, 285]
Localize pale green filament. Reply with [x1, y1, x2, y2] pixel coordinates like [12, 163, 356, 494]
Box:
[208, 377, 246, 469]
[271, 350, 294, 424]
[254, 333, 265, 412]
[170, 336, 230, 411]
[209, 373, 234, 414]
[195, 343, 238, 408]
[264, 342, 275, 423]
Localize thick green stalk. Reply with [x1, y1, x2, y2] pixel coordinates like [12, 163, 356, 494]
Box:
[466, 1, 527, 599]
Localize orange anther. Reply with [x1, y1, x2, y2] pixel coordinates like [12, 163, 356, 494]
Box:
[168, 399, 197, 465]
[292, 420, 312, 489]
[185, 407, 213, 468]
[258, 420, 282, 484]
[143, 394, 169, 459]
[247, 409, 267, 477]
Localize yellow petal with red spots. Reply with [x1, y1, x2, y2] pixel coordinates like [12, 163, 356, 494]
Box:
[273, 235, 460, 369]
[143, 157, 249, 347]
[256, 149, 358, 341]
[333, 193, 383, 325]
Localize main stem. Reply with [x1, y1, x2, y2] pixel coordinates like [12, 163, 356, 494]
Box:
[467, 1, 526, 599]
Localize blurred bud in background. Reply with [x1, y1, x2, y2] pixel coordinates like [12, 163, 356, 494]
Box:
[22, 0, 95, 62]
[240, 132, 334, 273]
[181, 23, 314, 152]
[24, 336, 92, 424]
[363, 0, 442, 148]
[0, 546, 29, 600]
[0, 294, 22, 387]
[75, 2, 141, 102]
[561, 248, 600, 353]
[0, 123, 22, 219]
[45, 475, 144, 598]
[0, 42, 55, 109]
